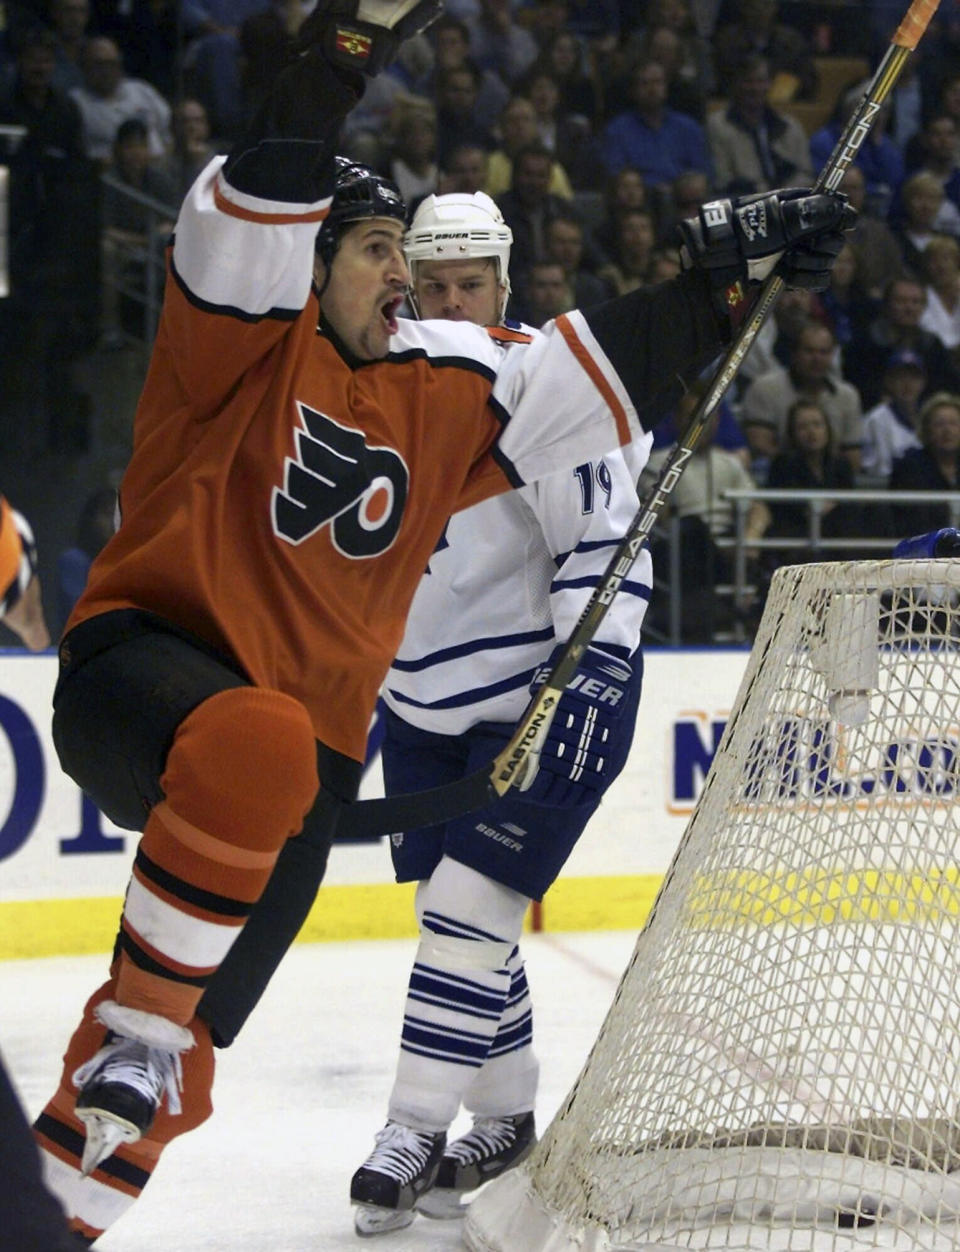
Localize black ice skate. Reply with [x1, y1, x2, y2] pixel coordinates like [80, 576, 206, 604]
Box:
[350, 1120, 447, 1236]
[416, 1111, 536, 1219]
[72, 1000, 193, 1176]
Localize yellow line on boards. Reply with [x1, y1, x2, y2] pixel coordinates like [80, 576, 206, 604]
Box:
[0, 876, 664, 961]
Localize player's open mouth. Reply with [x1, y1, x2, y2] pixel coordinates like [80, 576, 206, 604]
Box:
[381, 296, 403, 334]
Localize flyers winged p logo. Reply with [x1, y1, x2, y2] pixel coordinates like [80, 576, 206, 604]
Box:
[272, 403, 408, 558]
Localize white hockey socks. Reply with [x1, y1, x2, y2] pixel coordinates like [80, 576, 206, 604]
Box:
[388, 857, 529, 1132]
[462, 943, 539, 1118]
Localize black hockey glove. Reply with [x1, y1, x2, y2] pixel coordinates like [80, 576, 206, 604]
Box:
[678, 188, 856, 298]
[295, 0, 444, 78]
[517, 644, 636, 807]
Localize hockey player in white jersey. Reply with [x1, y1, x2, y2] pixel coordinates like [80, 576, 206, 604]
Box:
[349, 191, 653, 1235]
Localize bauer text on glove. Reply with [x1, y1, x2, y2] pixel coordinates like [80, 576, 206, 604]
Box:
[516, 644, 636, 807]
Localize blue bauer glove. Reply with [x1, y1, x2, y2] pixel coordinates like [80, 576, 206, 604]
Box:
[517, 644, 636, 807]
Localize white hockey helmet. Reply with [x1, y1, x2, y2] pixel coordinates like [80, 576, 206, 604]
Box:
[404, 191, 513, 322]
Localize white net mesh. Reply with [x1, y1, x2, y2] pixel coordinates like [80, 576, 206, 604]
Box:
[466, 559, 960, 1252]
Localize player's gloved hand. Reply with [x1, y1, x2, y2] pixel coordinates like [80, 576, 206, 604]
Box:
[893, 528, 960, 559]
[678, 188, 856, 296]
[517, 644, 636, 806]
[294, 0, 444, 78]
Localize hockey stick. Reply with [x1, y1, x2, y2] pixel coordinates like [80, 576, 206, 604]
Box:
[342, 0, 941, 839]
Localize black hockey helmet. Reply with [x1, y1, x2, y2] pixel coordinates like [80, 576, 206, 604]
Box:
[315, 157, 407, 268]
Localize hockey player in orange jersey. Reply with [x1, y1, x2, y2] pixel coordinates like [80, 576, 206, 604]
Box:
[31, 1, 854, 1241]
[0, 497, 50, 652]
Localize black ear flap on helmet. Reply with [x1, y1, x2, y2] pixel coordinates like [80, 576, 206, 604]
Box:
[315, 158, 408, 268]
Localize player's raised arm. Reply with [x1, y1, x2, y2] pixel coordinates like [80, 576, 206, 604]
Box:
[484, 187, 854, 488]
[163, 1, 442, 410]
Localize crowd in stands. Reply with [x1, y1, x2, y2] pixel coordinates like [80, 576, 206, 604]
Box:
[3, 0, 960, 641]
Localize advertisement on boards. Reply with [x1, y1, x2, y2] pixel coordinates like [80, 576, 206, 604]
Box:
[0, 650, 750, 903]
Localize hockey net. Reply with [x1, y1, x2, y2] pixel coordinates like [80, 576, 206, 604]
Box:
[466, 558, 960, 1252]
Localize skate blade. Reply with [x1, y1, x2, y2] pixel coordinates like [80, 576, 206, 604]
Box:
[76, 1109, 141, 1176]
[353, 1202, 416, 1237]
[416, 1187, 469, 1220]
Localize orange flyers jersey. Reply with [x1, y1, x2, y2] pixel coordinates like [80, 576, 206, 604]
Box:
[0, 498, 21, 600]
[0, 496, 36, 615]
[68, 157, 643, 762]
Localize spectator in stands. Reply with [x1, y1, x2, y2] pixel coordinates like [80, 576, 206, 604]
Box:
[434, 62, 496, 170]
[531, 28, 600, 125]
[646, 395, 770, 643]
[157, 96, 217, 203]
[563, 0, 620, 44]
[495, 141, 570, 276]
[712, 0, 817, 101]
[741, 322, 864, 474]
[905, 114, 960, 219]
[615, 21, 708, 123]
[427, 13, 508, 130]
[592, 164, 649, 259]
[107, 0, 181, 101]
[49, 0, 90, 94]
[656, 167, 711, 243]
[889, 391, 960, 537]
[651, 385, 749, 465]
[597, 206, 657, 295]
[517, 0, 571, 55]
[465, 0, 539, 87]
[920, 234, 960, 353]
[861, 349, 927, 481]
[810, 89, 903, 220]
[913, 12, 960, 122]
[387, 98, 439, 207]
[56, 485, 117, 631]
[438, 141, 489, 194]
[736, 286, 817, 399]
[544, 213, 614, 310]
[520, 64, 564, 151]
[600, 57, 711, 192]
[707, 54, 812, 195]
[839, 164, 905, 301]
[0, 24, 99, 458]
[930, 71, 960, 142]
[485, 93, 571, 199]
[513, 258, 574, 326]
[891, 171, 960, 278]
[518, 65, 603, 190]
[818, 242, 878, 358]
[103, 114, 178, 232]
[69, 35, 171, 165]
[179, 0, 273, 141]
[614, 0, 715, 120]
[100, 117, 177, 345]
[844, 276, 960, 410]
[764, 398, 864, 557]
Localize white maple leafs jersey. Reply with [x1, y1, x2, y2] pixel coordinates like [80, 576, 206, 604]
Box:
[383, 326, 653, 735]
